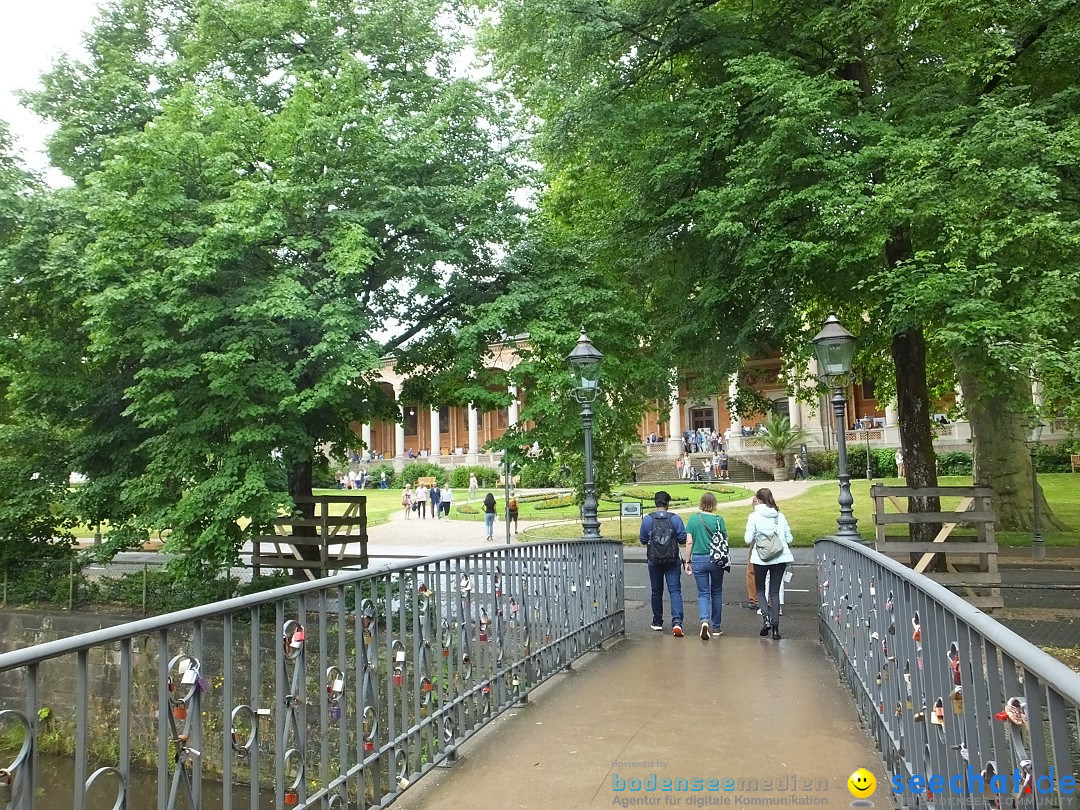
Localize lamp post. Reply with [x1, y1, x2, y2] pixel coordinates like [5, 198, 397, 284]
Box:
[1028, 421, 1046, 561]
[812, 314, 860, 538]
[566, 330, 604, 539]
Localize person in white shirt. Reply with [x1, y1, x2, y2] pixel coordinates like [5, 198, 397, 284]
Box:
[744, 487, 794, 640]
[416, 484, 429, 518]
[441, 486, 453, 518]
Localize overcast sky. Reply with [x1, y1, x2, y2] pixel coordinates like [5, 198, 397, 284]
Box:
[0, 0, 101, 175]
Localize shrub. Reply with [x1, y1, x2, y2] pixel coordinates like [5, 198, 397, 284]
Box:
[1036, 441, 1079, 473]
[400, 462, 446, 487]
[936, 451, 973, 476]
[517, 458, 563, 488]
[448, 465, 498, 488]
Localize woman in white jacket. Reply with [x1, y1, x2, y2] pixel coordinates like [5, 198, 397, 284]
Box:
[744, 488, 794, 640]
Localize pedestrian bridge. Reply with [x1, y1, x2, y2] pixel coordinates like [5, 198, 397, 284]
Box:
[0, 538, 1077, 809]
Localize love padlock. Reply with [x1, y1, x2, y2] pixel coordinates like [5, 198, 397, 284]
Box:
[291, 627, 305, 649]
[196, 673, 210, 693]
[364, 740, 375, 753]
[441, 648, 449, 657]
[284, 788, 299, 806]
[330, 701, 342, 721]
[393, 668, 404, 687]
[173, 701, 188, 721]
[951, 687, 964, 714]
[479, 632, 487, 642]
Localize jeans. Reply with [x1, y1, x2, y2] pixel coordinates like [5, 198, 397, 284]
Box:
[690, 554, 725, 629]
[485, 512, 495, 538]
[754, 562, 787, 628]
[648, 562, 683, 627]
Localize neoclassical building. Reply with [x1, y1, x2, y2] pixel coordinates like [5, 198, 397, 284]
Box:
[355, 339, 529, 467]
[355, 338, 1066, 469]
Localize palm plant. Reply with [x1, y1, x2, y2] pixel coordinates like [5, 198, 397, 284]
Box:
[756, 413, 810, 480]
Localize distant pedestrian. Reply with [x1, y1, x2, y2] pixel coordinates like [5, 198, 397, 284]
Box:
[468, 474, 479, 499]
[441, 486, 454, 518]
[380, 471, 387, 489]
[508, 493, 519, 534]
[430, 485, 441, 519]
[793, 455, 806, 480]
[718, 450, 729, 480]
[416, 484, 428, 519]
[483, 492, 497, 541]
[402, 485, 413, 519]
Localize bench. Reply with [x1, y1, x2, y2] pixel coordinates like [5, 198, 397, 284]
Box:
[1072, 454, 1080, 473]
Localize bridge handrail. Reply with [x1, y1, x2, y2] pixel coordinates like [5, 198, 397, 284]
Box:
[816, 536, 1080, 806]
[0, 539, 626, 809]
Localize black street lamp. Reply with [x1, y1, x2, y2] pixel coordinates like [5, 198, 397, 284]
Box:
[812, 314, 860, 538]
[1028, 421, 1046, 561]
[566, 330, 604, 539]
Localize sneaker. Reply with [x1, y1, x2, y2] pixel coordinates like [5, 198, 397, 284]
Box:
[700, 622, 710, 640]
[650, 623, 663, 631]
[759, 621, 771, 637]
[673, 625, 684, 638]
[772, 627, 782, 640]
[712, 628, 724, 636]
[779, 607, 784, 616]
[742, 602, 758, 610]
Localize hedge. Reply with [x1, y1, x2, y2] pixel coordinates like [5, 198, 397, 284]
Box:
[808, 442, 1078, 479]
[448, 465, 499, 488]
[399, 462, 447, 487]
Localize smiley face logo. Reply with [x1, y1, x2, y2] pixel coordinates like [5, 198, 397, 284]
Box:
[848, 768, 877, 799]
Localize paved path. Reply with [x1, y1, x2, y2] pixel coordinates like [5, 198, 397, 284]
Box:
[392, 561, 887, 809]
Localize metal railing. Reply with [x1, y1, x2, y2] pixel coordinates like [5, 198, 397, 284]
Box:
[0, 540, 625, 809]
[816, 537, 1080, 810]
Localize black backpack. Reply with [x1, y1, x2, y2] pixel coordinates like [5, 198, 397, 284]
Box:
[703, 514, 730, 570]
[646, 512, 679, 564]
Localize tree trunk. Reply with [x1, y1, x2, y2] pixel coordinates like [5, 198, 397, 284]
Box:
[956, 367, 1064, 532]
[288, 458, 320, 579]
[886, 229, 943, 567]
[891, 328, 943, 568]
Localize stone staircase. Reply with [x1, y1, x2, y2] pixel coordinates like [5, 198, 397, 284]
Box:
[633, 453, 770, 485]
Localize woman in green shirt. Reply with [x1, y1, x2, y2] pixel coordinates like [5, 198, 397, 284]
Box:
[682, 492, 729, 639]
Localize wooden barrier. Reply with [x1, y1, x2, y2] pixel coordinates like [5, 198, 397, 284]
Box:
[871, 484, 1001, 610]
[251, 495, 368, 580]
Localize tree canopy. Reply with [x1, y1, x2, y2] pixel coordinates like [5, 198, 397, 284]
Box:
[1, 0, 526, 575]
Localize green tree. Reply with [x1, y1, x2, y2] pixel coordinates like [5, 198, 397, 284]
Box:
[8, 0, 524, 577]
[483, 0, 1080, 532]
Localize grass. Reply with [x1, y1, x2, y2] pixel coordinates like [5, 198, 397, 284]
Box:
[446, 483, 747, 523]
[521, 474, 1080, 547]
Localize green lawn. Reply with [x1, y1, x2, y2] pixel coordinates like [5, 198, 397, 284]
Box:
[449, 483, 748, 522]
[521, 474, 1080, 547]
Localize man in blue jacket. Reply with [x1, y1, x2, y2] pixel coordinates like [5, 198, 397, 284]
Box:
[639, 491, 688, 636]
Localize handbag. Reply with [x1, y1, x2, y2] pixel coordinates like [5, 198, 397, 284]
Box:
[754, 516, 785, 562]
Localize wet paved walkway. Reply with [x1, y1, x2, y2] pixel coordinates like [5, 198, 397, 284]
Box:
[390, 576, 888, 809]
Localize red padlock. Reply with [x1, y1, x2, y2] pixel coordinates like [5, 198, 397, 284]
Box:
[173, 703, 188, 721]
[479, 632, 487, 642]
[284, 788, 299, 806]
[393, 669, 404, 687]
[441, 648, 449, 657]
[364, 740, 375, 753]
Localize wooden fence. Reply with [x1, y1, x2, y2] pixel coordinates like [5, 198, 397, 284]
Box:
[870, 484, 1001, 610]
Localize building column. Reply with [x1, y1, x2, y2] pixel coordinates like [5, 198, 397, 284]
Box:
[468, 403, 479, 454]
[668, 383, 681, 440]
[430, 407, 441, 457]
[395, 409, 406, 458]
[726, 373, 741, 439]
[361, 423, 372, 453]
[787, 395, 802, 428]
[508, 386, 519, 426]
[885, 403, 899, 427]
